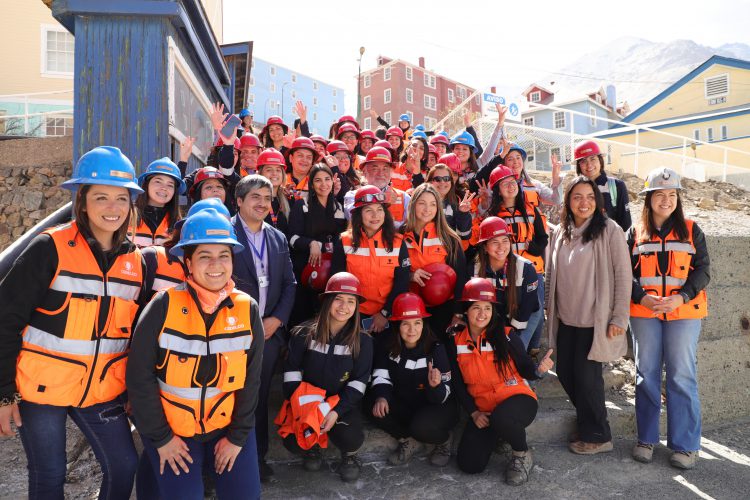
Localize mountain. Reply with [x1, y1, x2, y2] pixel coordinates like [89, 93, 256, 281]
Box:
[539, 37, 750, 113]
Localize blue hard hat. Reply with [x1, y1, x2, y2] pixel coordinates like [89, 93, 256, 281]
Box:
[411, 131, 428, 140]
[61, 146, 143, 200]
[502, 144, 527, 162]
[414, 124, 425, 131]
[449, 131, 477, 153]
[439, 131, 449, 138]
[170, 208, 244, 258]
[239, 108, 252, 119]
[138, 157, 186, 195]
[398, 114, 410, 122]
[186, 197, 231, 219]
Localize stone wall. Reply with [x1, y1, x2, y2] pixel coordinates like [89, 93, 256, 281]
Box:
[0, 136, 73, 250]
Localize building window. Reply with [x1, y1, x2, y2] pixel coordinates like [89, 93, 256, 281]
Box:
[384, 88, 391, 104]
[407, 111, 414, 123]
[270, 82, 276, 92]
[423, 73, 436, 89]
[332, 103, 337, 112]
[384, 67, 391, 81]
[312, 96, 318, 106]
[364, 117, 372, 130]
[424, 94, 436, 111]
[364, 74, 371, 88]
[248, 93, 255, 105]
[721, 125, 728, 140]
[590, 106, 597, 127]
[424, 116, 436, 129]
[707, 127, 714, 142]
[270, 66, 276, 76]
[313, 112, 318, 121]
[553, 111, 566, 129]
[457, 86, 466, 99]
[527, 149, 535, 162]
[332, 89, 337, 97]
[530, 91, 541, 103]
[383, 111, 391, 124]
[291, 73, 297, 83]
[523, 117, 534, 127]
[42, 27, 74, 75]
[364, 95, 371, 110]
[313, 81, 319, 91]
[693, 129, 700, 141]
[595, 94, 602, 104]
[405, 66, 413, 81]
[705, 74, 729, 98]
[45, 116, 73, 136]
[447, 88, 454, 103]
[406, 88, 413, 104]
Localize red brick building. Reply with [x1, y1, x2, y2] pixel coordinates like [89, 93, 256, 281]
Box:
[358, 56, 482, 132]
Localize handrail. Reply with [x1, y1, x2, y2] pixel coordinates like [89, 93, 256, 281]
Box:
[0, 90, 73, 98]
[1, 109, 74, 120]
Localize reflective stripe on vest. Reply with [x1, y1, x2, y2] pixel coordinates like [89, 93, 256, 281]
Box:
[132, 216, 171, 248]
[24, 326, 129, 356]
[386, 186, 406, 224]
[403, 222, 449, 271]
[151, 246, 186, 293]
[496, 206, 546, 273]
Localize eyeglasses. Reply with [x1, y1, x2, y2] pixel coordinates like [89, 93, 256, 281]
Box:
[356, 192, 387, 203]
[499, 179, 517, 189]
[431, 176, 452, 183]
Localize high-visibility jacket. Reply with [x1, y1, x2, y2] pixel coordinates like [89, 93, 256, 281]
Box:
[385, 186, 407, 226]
[520, 178, 540, 208]
[495, 205, 547, 274]
[274, 381, 340, 450]
[15, 222, 142, 407]
[453, 327, 536, 412]
[630, 219, 708, 320]
[131, 215, 171, 248]
[390, 163, 412, 192]
[341, 229, 404, 316]
[403, 222, 448, 271]
[287, 173, 309, 201]
[156, 285, 254, 438]
[143, 246, 185, 294]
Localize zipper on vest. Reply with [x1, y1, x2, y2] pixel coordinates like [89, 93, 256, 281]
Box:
[199, 315, 211, 435]
[661, 237, 668, 321]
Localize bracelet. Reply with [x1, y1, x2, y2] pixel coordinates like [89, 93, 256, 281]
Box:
[0, 393, 21, 407]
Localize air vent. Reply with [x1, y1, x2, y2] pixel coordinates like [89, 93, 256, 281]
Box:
[705, 74, 729, 98]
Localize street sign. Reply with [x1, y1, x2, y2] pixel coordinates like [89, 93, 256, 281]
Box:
[482, 93, 521, 122]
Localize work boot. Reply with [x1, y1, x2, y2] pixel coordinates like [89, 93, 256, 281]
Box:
[388, 437, 421, 466]
[506, 450, 533, 486]
[302, 447, 323, 471]
[429, 433, 452, 467]
[568, 440, 613, 455]
[632, 442, 654, 464]
[338, 452, 362, 482]
[670, 450, 698, 470]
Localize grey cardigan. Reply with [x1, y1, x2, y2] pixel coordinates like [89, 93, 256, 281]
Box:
[546, 218, 632, 362]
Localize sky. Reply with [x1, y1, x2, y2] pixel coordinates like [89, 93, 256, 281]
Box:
[222, 0, 749, 115]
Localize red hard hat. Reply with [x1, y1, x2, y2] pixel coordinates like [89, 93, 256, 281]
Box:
[261, 115, 289, 138]
[460, 277, 498, 303]
[410, 262, 456, 307]
[390, 292, 431, 321]
[574, 140, 601, 161]
[326, 140, 351, 155]
[238, 133, 261, 149]
[189, 167, 226, 197]
[321, 271, 366, 301]
[353, 185, 388, 209]
[428, 144, 438, 157]
[478, 216, 511, 243]
[374, 139, 395, 152]
[362, 146, 394, 168]
[336, 123, 361, 140]
[337, 115, 361, 129]
[438, 153, 462, 175]
[216, 136, 241, 149]
[489, 165, 515, 189]
[301, 253, 332, 292]
[430, 134, 450, 146]
[360, 130, 377, 142]
[310, 134, 329, 146]
[256, 148, 286, 168]
[386, 126, 404, 138]
[287, 136, 319, 162]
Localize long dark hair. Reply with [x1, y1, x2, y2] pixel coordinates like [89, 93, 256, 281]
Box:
[475, 247, 519, 323]
[135, 175, 181, 230]
[640, 190, 689, 241]
[488, 181, 530, 227]
[575, 154, 606, 177]
[74, 185, 133, 250]
[346, 203, 397, 252]
[399, 137, 429, 172]
[306, 164, 337, 217]
[464, 302, 514, 381]
[388, 318, 436, 358]
[561, 175, 607, 244]
[302, 294, 362, 358]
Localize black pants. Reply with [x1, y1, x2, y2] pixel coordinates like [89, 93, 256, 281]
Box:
[255, 331, 285, 460]
[370, 396, 458, 444]
[426, 300, 456, 344]
[456, 395, 538, 474]
[283, 407, 364, 455]
[555, 321, 612, 443]
[289, 283, 319, 328]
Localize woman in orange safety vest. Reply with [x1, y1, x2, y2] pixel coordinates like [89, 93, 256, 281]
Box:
[627, 167, 710, 470]
[127, 208, 263, 499]
[132, 157, 186, 247]
[0, 146, 146, 499]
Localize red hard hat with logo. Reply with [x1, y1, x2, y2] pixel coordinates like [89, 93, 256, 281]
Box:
[438, 153, 462, 175]
[574, 140, 601, 161]
[239, 133, 261, 149]
[360, 130, 377, 142]
[215, 136, 241, 149]
[310, 134, 329, 147]
[337, 115, 361, 130]
[326, 140, 351, 155]
[489, 165, 516, 189]
[256, 148, 286, 168]
[301, 253, 333, 292]
[321, 271, 366, 301]
[390, 292, 431, 321]
[260, 115, 289, 139]
[189, 167, 226, 197]
[386, 126, 404, 138]
[287, 136, 319, 162]
[478, 217, 511, 244]
[353, 185, 389, 209]
[362, 146, 394, 168]
[410, 262, 457, 307]
[336, 123, 361, 140]
[430, 134, 450, 146]
[460, 278, 498, 303]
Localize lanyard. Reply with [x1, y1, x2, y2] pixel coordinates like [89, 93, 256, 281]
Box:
[248, 231, 266, 272]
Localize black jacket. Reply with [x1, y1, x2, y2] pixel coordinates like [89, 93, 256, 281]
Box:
[287, 196, 347, 276]
[595, 172, 632, 231]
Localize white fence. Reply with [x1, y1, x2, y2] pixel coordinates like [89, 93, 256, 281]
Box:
[0, 90, 74, 137]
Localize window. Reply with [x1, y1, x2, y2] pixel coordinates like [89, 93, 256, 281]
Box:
[595, 94, 602, 103]
[457, 86, 466, 99]
[447, 89, 454, 103]
[249, 76, 254, 86]
[424, 116, 436, 129]
[705, 74, 729, 98]
[527, 149, 535, 162]
[423, 73, 436, 89]
[523, 117, 534, 127]
[364, 117, 372, 130]
[384, 67, 391, 81]
[384, 88, 391, 104]
[332, 89, 337, 97]
[364, 95, 371, 110]
[270, 82, 276, 92]
[42, 27, 74, 75]
[313, 112, 318, 121]
[248, 93, 255, 105]
[707, 127, 714, 142]
[474, 94, 481, 105]
[405, 66, 413, 81]
[407, 111, 414, 123]
[291, 73, 297, 83]
[721, 125, 728, 140]
[383, 111, 392, 124]
[590, 106, 597, 127]
[45, 116, 73, 136]
[553, 111, 566, 129]
[530, 91, 541, 103]
[424, 94, 436, 111]
[270, 66, 276, 76]
[312, 96, 318, 106]
[332, 103, 337, 112]
[693, 129, 700, 141]
[406, 88, 413, 104]
[313, 81, 319, 91]
[364, 74, 371, 88]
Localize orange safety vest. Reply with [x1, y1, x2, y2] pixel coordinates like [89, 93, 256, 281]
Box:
[16, 222, 142, 407]
[156, 285, 254, 438]
[454, 327, 536, 412]
[520, 178, 540, 208]
[341, 229, 404, 316]
[495, 205, 547, 274]
[385, 186, 407, 225]
[629, 219, 707, 320]
[274, 381, 340, 450]
[131, 215, 172, 248]
[287, 173, 309, 201]
[403, 222, 449, 271]
[390, 163, 412, 192]
[149, 246, 186, 293]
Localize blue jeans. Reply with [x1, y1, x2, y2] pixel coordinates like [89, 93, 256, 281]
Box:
[142, 430, 261, 500]
[630, 317, 702, 451]
[18, 399, 137, 500]
[519, 273, 545, 350]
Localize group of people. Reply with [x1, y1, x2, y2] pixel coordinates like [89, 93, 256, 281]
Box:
[0, 101, 710, 499]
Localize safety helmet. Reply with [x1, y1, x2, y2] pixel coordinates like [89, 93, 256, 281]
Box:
[414, 124, 426, 132]
[326, 140, 351, 156]
[390, 292, 431, 321]
[438, 153, 462, 175]
[353, 185, 388, 209]
[361, 146, 394, 168]
[398, 114, 410, 123]
[386, 126, 404, 138]
[360, 130, 377, 143]
[256, 148, 286, 169]
[260, 115, 289, 138]
[489, 165, 516, 189]
[502, 144, 527, 162]
[138, 157, 187, 195]
[460, 277, 498, 303]
[239, 108, 252, 119]
[410, 262, 456, 307]
[301, 253, 333, 292]
[641, 167, 682, 194]
[61, 146, 143, 200]
[574, 140, 601, 161]
[215, 136, 241, 149]
[411, 131, 428, 140]
[336, 123, 361, 140]
[450, 131, 477, 153]
[428, 144, 438, 158]
[189, 167, 226, 197]
[321, 271, 366, 301]
[374, 139, 395, 153]
[430, 134, 450, 146]
[238, 133, 261, 149]
[337, 115, 361, 130]
[286, 136, 319, 162]
[186, 197, 231, 219]
[478, 217, 511, 244]
[310, 134, 329, 147]
[169, 208, 244, 258]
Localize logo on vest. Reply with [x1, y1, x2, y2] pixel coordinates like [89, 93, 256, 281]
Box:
[121, 261, 138, 277]
[224, 316, 246, 331]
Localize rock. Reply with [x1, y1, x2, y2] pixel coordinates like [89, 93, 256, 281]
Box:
[727, 202, 743, 211]
[6, 212, 21, 226]
[22, 191, 44, 211]
[698, 197, 716, 210]
[0, 223, 8, 235]
[28, 210, 44, 220]
[11, 227, 24, 238]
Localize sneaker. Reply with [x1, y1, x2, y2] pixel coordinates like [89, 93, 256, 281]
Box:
[259, 459, 274, 482]
[670, 450, 698, 470]
[506, 450, 533, 486]
[430, 433, 452, 467]
[302, 447, 323, 472]
[338, 453, 362, 482]
[388, 437, 421, 466]
[568, 440, 614, 455]
[568, 431, 580, 443]
[632, 442, 654, 464]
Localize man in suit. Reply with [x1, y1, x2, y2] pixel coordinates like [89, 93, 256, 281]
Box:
[232, 175, 296, 481]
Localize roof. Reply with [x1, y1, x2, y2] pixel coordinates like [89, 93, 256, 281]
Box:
[360, 56, 477, 91]
[522, 96, 618, 116]
[521, 83, 554, 96]
[599, 105, 750, 137]
[620, 55, 750, 124]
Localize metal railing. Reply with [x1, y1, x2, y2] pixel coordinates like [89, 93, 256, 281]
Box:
[0, 89, 74, 136]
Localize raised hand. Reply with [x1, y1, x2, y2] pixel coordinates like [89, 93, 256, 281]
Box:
[294, 100, 308, 123]
[209, 102, 227, 132]
[551, 153, 562, 187]
[458, 191, 476, 213]
[179, 136, 196, 163]
[495, 103, 508, 126]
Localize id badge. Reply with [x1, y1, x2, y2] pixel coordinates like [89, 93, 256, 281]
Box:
[258, 275, 269, 288]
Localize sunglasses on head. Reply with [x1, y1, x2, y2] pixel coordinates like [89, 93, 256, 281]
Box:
[431, 175, 452, 183]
